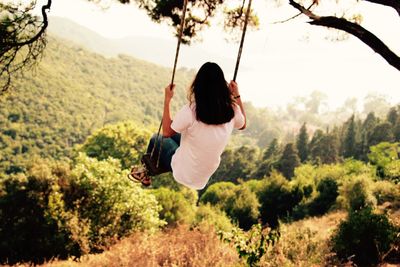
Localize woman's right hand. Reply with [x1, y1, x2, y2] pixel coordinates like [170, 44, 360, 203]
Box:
[229, 80, 239, 97]
[164, 84, 175, 102]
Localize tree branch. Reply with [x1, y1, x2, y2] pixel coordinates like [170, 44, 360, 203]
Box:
[4, 0, 52, 47]
[364, 0, 400, 16]
[0, 0, 52, 93]
[289, 0, 400, 71]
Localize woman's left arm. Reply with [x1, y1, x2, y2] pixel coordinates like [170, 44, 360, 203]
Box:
[162, 84, 177, 137]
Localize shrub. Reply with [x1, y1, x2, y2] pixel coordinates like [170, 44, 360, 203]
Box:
[151, 187, 196, 226]
[308, 177, 339, 216]
[193, 203, 234, 232]
[332, 207, 399, 266]
[0, 155, 163, 264]
[200, 182, 260, 230]
[219, 224, 279, 267]
[257, 171, 303, 227]
[0, 166, 85, 265]
[339, 175, 377, 211]
[372, 180, 400, 204]
[68, 154, 164, 249]
[199, 181, 236, 205]
[79, 121, 151, 169]
[228, 185, 260, 230]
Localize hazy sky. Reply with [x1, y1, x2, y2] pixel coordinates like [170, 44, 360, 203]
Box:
[32, 0, 400, 109]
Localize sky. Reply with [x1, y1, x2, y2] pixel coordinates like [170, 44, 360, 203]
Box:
[27, 0, 400, 110]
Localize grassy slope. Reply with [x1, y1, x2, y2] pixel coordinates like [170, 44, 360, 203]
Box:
[16, 212, 347, 267]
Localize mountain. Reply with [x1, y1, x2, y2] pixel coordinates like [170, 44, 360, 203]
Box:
[48, 16, 232, 69]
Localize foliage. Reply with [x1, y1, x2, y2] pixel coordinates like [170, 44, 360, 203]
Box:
[368, 122, 395, 147]
[151, 187, 196, 226]
[212, 145, 260, 183]
[276, 143, 300, 179]
[338, 174, 377, 211]
[0, 155, 164, 264]
[257, 171, 303, 227]
[200, 182, 260, 230]
[296, 122, 309, 162]
[192, 203, 235, 232]
[342, 114, 357, 158]
[79, 121, 151, 169]
[368, 142, 400, 181]
[372, 180, 400, 205]
[0, 159, 84, 264]
[69, 154, 164, 246]
[0, 36, 192, 174]
[308, 177, 339, 216]
[0, 1, 49, 92]
[219, 224, 280, 267]
[332, 207, 399, 266]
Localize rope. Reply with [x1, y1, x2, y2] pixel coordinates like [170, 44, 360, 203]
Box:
[151, 0, 189, 168]
[233, 0, 253, 82]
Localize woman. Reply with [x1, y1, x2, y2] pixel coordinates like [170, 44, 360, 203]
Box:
[131, 62, 246, 189]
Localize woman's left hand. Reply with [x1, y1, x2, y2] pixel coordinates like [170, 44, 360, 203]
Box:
[164, 84, 175, 102]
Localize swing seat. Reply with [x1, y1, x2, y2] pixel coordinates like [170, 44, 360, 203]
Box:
[141, 153, 169, 176]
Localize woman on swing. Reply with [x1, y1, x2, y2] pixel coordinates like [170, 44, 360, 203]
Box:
[132, 62, 246, 189]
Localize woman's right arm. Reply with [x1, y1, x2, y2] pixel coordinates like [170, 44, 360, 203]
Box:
[229, 81, 246, 130]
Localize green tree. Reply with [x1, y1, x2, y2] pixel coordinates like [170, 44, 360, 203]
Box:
[263, 138, 280, 161]
[360, 112, 379, 160]
[296, 122, 309, 162]
[200, 182, 260, 230]
[386, 106, 399, 125]
[394, 117, 400, 142]
[212, 145, 259, 183]
[80, 121, 151, 169]
[368, 122, 395, 147]
[332, 207, 399, 266]
[277, 143, 300, 179]
[257, 171, 303, 227]
[342, 115, 357, 159]
[151, 187, 196, 226]
[368, 142, 400, 180]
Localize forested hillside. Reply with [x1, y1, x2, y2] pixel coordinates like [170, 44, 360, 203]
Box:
[0, 36, 194, 173]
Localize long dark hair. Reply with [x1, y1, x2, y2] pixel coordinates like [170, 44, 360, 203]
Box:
[189, 62, 234, 125]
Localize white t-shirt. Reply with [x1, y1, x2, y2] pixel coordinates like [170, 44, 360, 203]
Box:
[170, 103, 245, 190]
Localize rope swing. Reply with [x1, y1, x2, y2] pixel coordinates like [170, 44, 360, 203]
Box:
[144, 0, 252, 174]
[233, 0, 253, 82]
[147, 0, 189, 173]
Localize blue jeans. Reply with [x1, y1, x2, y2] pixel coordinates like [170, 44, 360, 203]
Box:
[146, 133, 181, 172]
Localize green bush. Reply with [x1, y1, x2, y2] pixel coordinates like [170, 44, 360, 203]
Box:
[79, 121, 151, 169]
[0, 155, 163, 264]
[339, 175, 377, 211]
[200, 182, 260, 230]
[199, 182, 237, 206]
[257, 171, 303, 228]
[308, 177, 339, 216]
[0, 163, 85, 264]
[332, 207, 399, 266]
[68, 154, 164, 248]
[372, 180, 400, 204]
[193, 203, 234, 232]
[151, 187, 196, 226]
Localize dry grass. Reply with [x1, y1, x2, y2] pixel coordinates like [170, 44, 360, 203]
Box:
[260, 211, 347, 267]
[32, 224, 241, 267]
[10, 209, 400, 267]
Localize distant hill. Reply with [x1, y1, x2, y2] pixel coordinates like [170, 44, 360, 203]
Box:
[48, 16, 232, 69]
[0, 35, 194, 173]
